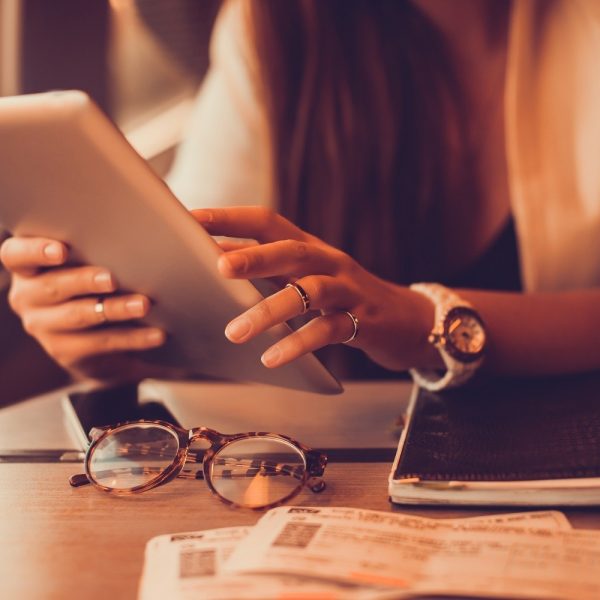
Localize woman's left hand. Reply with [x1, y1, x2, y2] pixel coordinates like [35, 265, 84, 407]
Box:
[193, 207, 441, 372]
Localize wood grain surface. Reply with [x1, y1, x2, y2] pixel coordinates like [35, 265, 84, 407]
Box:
[1, 381, 599, 600]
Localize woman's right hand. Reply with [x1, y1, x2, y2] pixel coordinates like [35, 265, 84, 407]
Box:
[0, 236, 166, 378]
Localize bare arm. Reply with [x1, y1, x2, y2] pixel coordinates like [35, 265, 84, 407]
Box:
[460, 289, 600, 376]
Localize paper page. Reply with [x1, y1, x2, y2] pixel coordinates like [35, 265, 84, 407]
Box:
[459, 509, 571, 530]
[138, 525, 385, 600]
[138, 527, 249, 600]
[224, 507, 600, 599]
[137, 510, 572, 600]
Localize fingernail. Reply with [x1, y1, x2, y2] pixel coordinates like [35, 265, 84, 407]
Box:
[225, 317, 251, 341]
[261, 346, 281, 367]
[94, 271, 114, 292]
[222, 253, 248, 274]
[145, 329, 165, 346]
[43, 243, 64, 264]
[125, 297, 146, 317]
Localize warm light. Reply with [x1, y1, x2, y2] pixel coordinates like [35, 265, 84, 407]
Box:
[108, 0, 134, 13]
[242, 471, 271, 507]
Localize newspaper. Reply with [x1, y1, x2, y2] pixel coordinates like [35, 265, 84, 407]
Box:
[138, 509, 574, 600]
[138, 526, 380, 600]
[225, 507, 600, 599]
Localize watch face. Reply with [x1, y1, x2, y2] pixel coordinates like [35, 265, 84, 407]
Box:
[443, 307, 486, 363]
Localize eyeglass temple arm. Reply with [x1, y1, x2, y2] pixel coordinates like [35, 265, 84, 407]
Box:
[70, 453, 327, 490]
[307, 477, 326, 493]
[178, 463, 326, 493]
[69, 469, 204, 488]
[68, 448, 205, 488]
[210, 457, 327, 493]
[70, 469, 325, 496]
[69, 473, 92, 487]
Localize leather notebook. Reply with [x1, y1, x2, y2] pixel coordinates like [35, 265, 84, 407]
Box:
[389, 372, 600, 506]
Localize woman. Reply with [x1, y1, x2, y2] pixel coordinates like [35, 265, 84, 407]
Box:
[2, 0, 600, 387]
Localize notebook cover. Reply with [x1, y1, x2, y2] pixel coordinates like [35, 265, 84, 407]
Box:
[393, 372, 600, 482]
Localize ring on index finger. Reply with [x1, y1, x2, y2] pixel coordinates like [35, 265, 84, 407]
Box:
[94, 297, 108, 323]
[285, 282, 311, 314]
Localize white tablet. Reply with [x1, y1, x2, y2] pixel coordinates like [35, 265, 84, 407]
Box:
[0, 91, 341, 394]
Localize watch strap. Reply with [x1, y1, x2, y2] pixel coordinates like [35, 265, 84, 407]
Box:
[409, 361, 479, 392]
[410, 282, 474, 319]
[409, 283, 483, 391]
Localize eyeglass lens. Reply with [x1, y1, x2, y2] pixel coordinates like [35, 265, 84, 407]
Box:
[89, 423, 179, 490]
[88, 424, 308, 507]
[211, 437, 307, 508]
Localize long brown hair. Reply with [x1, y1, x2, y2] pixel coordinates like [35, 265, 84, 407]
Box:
[250, 0, 467, 284]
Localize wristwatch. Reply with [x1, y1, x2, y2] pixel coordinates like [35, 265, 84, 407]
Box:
[409, 283, 487, 391]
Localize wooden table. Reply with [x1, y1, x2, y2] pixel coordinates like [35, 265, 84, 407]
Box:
[1, 380, 599, 600]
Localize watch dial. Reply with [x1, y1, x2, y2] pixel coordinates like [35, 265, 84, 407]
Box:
[446, 309, 486, 358]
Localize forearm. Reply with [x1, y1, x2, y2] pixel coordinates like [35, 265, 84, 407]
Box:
[459, 288, 600, 376]
[183, 207, 600, 379]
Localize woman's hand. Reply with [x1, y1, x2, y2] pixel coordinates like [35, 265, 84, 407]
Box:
[193, 206, 441, 372]
[0, 236, 166, 379]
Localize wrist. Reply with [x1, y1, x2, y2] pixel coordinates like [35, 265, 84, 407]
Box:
[407, 288, 445, 370]
[408, 283, 488, 391]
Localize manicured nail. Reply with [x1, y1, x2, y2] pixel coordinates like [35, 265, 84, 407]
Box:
[125, 297, 146, 317]
[94, 271, 114, 292]
[145, 329, 165, 346]
[222, 253, 248, 274]
[43, 243, 64, 264]
[225, 317, 251, 342]
[261, 346, 281, 367]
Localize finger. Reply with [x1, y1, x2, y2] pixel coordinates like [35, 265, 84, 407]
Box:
[215, 239, 258, 252]
[0, 237, 67, 276]
[23, 294, 150, 334]
[290, 275, 360, 311]
[217, 240, 342, 279]
[192, 206, 310, 243]
[45, 327, 166, 367]
[260, 312, 359, 368]
[17, 266, 116, 306]
[224, 276, 355, 343]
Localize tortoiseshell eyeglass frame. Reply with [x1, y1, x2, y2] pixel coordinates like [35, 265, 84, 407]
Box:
[69, 419, 328, 510]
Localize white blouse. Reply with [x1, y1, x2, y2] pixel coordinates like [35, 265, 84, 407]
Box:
[168, 0, 600, 292]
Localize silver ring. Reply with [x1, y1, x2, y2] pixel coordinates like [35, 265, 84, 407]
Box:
[341, 311, 359, 344]
[94, 297, 107, 323]
[285, 282, 310, 314]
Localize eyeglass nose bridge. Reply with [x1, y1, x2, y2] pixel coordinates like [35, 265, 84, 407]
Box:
[188, 426, 223, 442]
[187, 427, 229, 457]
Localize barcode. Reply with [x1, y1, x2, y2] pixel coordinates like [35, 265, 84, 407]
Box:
[179, 549, 216, 578]
[272, 523, 321, 548]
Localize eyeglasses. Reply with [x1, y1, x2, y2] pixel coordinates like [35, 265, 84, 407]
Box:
[69, 420, 327, 510]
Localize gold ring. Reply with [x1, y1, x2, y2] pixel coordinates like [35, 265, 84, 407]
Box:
[94, 297, 107, 323]
[341, 311, 359, 344]
[285, 282, 310, 314]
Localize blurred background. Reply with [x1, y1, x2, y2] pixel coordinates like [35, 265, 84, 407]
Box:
[0, 0, 221, 405]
